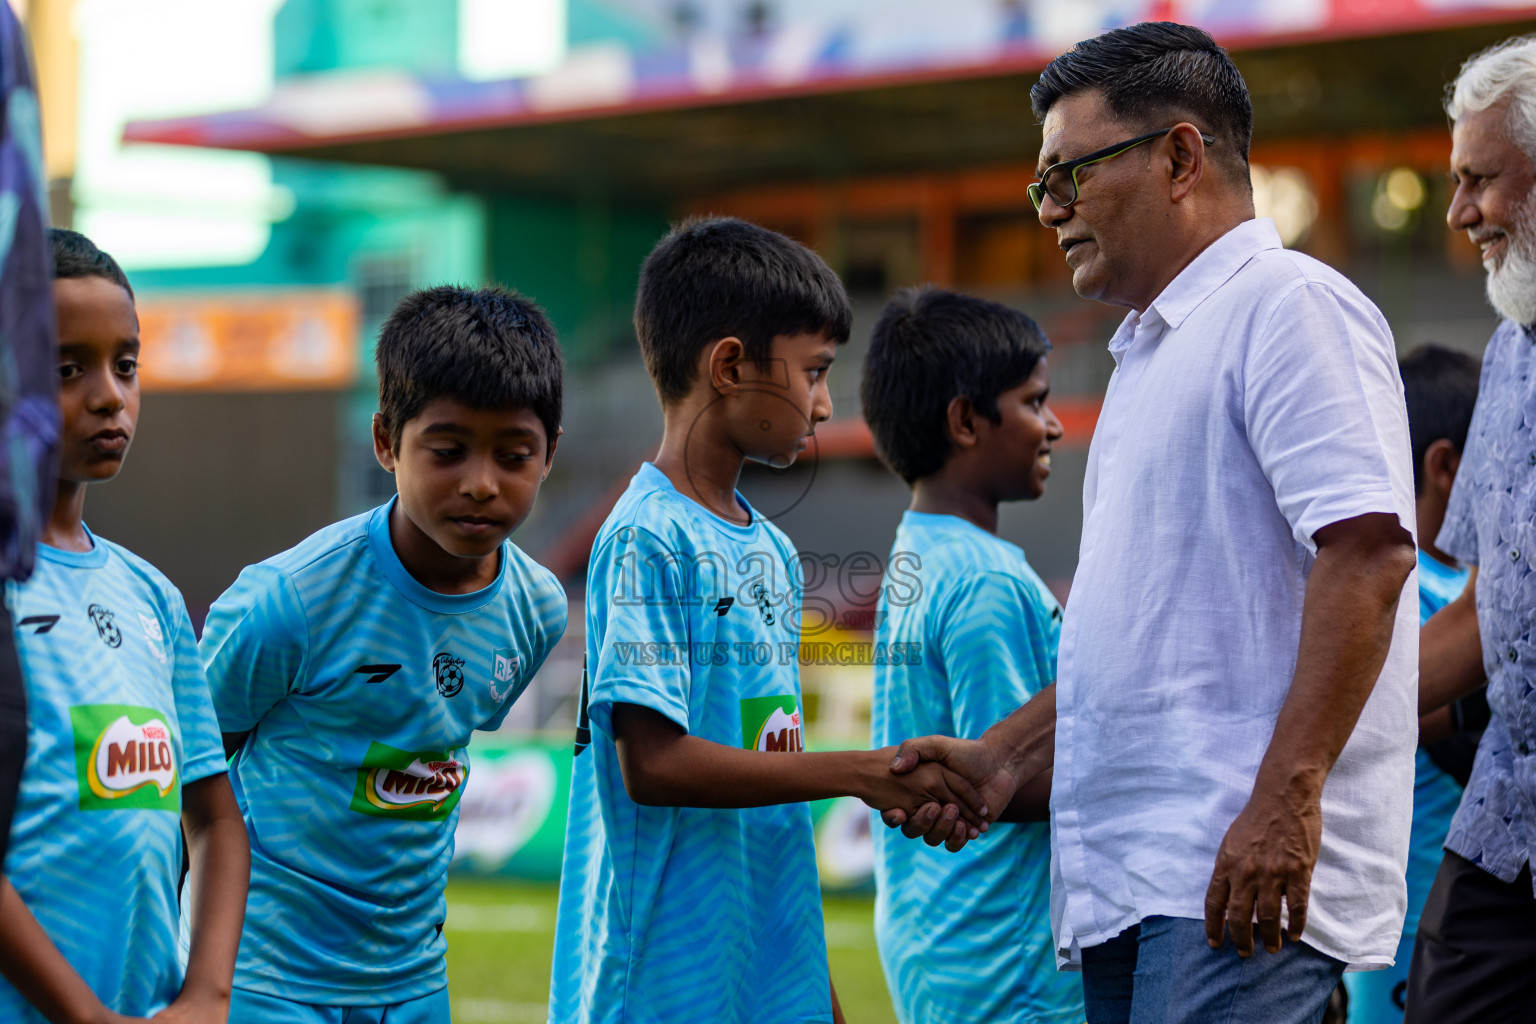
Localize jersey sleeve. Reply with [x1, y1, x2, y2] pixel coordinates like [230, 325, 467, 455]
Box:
[480, 566, 569, 732]
[934, 571, 1055, 739]
[1245, 281, 1410, 553]
[167, 591, 226, 785]
[199, 562, 309, 734]
[585, 525, 693, 738]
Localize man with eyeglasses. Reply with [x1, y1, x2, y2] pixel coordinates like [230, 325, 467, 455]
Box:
[885, 22, 1418, 1024]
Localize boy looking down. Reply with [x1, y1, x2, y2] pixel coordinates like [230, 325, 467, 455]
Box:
[202, 286, 568, 1024]
[550, 218, 987, 1024]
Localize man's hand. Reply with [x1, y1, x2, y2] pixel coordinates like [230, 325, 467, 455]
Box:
[1203, 781, 1322, 957]
[884, 735, 1018, 852]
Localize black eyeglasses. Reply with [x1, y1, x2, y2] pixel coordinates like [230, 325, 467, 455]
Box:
[1028, 126, 1217, 212]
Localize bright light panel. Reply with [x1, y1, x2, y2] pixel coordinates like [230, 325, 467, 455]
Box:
[459, 0, 567, 82]
[73, 0, 284, 270]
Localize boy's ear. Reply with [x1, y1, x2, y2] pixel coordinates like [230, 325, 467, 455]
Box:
[371, 413, 397, 473]
[705, 337, 746, 394]
[542, 425, 562, 479]
[1423, 438, 1461, 496]
[945, 395, 981, 449]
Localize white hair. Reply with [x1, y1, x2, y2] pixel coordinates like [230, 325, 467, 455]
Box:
[1447, 34, 1536, 161]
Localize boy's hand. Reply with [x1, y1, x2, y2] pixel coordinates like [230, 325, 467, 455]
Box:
[857, 748, 989, 830]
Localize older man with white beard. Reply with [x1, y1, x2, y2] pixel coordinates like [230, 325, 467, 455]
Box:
[1406, 35, 1536, 1022]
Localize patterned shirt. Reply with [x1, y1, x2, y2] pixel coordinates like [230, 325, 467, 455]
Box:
[1438, 318, 1536, 890]
[871, 512, 1082, 1024]
[200, 500, 567, 1003]
[550, 463, 830, 1024]
[0, 535, 226, 1021]
[0, 5, 59, 582]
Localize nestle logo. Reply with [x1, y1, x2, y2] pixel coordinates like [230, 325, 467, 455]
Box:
[140, 725, 167, 740]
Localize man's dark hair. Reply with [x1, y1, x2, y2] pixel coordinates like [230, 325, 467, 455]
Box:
[49, 227, 133, 298]
[1400, 343, 1481, 494]
[634, 217, 851, 404]
[376, 285, 563, 447]
[861, 287, 1051, 484]
[1030, 22, 1252, 183]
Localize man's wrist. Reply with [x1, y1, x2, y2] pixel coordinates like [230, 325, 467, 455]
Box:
[1252, 759, 1328, 807]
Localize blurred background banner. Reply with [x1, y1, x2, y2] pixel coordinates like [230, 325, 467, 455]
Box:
[8, 0, 1535, 773]
[137, 290, 357, 390]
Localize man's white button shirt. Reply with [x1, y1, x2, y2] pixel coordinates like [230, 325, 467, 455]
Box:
[1051, 218, 1418, 972]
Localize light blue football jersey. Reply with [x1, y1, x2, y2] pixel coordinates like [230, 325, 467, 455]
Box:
[1343, 549, 1470, 1023]
[200, 499, 566, 1004]
[0, 534, 225, 1021]
[550, 463, 830, 1024]
[871, 512, 1084, 1024]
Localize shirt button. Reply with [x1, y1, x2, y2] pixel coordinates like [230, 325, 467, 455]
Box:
[1509, 646, 1520, 663]
[1529, 451, 1536, 466]
[1522, 741, 1532, 756]
[1513, 549, 1523, 562]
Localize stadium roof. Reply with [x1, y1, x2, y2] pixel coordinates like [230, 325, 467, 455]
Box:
[125, 0, 1536, 199]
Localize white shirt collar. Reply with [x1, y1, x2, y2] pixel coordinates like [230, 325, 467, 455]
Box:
[1107, 218, 1284, 359]
[1149, 217, 1283, 329]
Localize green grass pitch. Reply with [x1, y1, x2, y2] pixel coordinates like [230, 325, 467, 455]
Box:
[444, 878, 898, 1023]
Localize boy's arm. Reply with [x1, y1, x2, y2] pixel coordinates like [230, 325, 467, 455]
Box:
[1420, 566, 1485, 715]
[0, 878, 145, 1024]
[611, 703, 989, 823]
[157, 774, 248, 1024]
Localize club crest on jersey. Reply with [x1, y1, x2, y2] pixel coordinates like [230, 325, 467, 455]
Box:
[87, 604, 122, 648]
[69, 703, 179, 812]
[489, 647, 520, 703]
[739, 694, 804, 753]
[350, 741, 467, 821]
[433, 652, 466, 698]
[751, 583, 776, 626]
[138, 612, 167, 664]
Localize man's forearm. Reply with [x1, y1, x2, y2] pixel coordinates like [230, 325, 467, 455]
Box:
[980, 683, 1056, 791]
[1420, 572, 1485, 714]
[1256, 515, 1414, 799]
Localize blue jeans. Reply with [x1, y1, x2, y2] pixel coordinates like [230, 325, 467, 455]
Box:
[1080, 916, 1345, 1024]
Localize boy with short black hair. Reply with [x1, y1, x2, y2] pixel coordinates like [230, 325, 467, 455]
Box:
[861, 286, 1081, 1024]
[202, 285, 568, 1023]
[1342, 342, 1482, 1024]
[0, 229, 249, 1024]
[550, 218, 987, 1024]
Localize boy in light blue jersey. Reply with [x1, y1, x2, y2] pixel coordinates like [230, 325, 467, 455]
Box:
[1342, 344, 1482, 1024]
[202, 286, 568, 1023]
[0, 230, 248, 1023]
[861, 287, 1082, 1024]
[551, 219, 988, 1024]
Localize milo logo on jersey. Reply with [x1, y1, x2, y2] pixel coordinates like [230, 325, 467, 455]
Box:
[350, 741, 468, 822]
[69, 703, 179, 812]
[740, 694, 804, 752]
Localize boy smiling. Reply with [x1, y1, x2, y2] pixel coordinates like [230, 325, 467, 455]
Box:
[861, 287, 1080, 1024]
[201, 286, 568, 1024]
